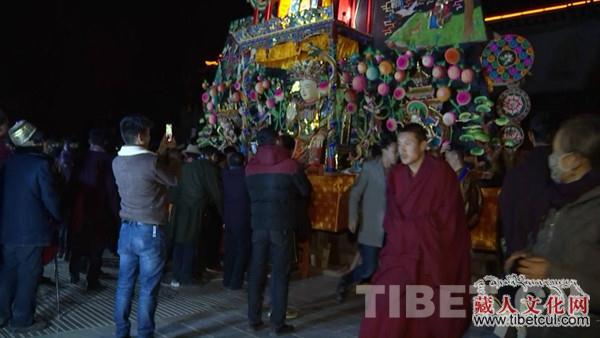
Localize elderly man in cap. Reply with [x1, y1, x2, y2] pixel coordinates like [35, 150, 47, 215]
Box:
[167, 143, 222, 287]
[181, 144, 202, 163]
[0, 121, 61, 333]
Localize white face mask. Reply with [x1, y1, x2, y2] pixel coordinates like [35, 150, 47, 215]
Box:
[548, 152, 570, 183]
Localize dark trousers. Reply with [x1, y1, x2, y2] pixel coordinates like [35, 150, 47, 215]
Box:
[171, 242, 197, 283]
[69, 234, 105, 285]
[247, 229, 292, 329]
[201, 211, 223, 270]
[345, 244, 380, 285]
[58, 221, 69, 256]
[223, 227, 250, 289]
[0, 245, 43, 328]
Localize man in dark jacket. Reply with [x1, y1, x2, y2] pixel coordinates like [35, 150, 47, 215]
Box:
[500, 112, 559, 257]
[0, 120, 61, 333]
[222, 152, 251, 290]
[112, 116, 179, 338]
[199, 146, 225, 273]
[278, 134, 311, 244]
[167, 144, 222, 287]
[246, 128, 310, 336]
[69, 128, 120, 290]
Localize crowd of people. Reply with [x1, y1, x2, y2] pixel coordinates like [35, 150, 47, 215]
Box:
[0, 107, 599, 338]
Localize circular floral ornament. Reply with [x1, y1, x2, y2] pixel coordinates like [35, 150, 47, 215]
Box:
[501, 124, 525, 150]
[406, 100, 428, 120]
[481, 34, 534, 86]
[496, 87, 531, 122]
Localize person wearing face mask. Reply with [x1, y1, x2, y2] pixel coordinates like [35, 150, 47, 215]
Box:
[505, 114, 600, 338]
[336, 131, 397, 303]
[359, 123, 471, 338]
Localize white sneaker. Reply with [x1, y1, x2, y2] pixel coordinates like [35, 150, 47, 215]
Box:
[267, 309, 299, 320]
[286, 309, 299, 320]
[170, 280, 181, 288]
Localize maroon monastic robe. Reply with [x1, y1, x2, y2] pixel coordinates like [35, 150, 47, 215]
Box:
[359, 155, 471, 338]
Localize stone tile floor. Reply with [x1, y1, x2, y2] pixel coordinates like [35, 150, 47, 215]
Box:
[1, 253, 499, 337]
[0, 260, 364, 338]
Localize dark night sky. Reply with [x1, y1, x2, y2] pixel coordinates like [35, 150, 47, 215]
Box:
[0, 1, 254, 141]
[0, 0, 591, 141]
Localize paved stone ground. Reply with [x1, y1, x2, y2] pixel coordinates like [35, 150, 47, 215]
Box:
[0, 259, 363, 338]
[0, 252, 499, 338]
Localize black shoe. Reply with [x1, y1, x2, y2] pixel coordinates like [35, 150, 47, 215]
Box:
[9, 320, 48, 333]
[39, 276, 53, 286]
[70, 274, 80, 284]
[271, 324, 294, 336]
[197, 275, 212, 285]
[249, 320, 264, 332]
[86, 281, 104, 292]
[0, 318, 7, 328]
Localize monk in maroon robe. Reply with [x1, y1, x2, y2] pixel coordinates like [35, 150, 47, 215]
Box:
[359, 124, 471, 338]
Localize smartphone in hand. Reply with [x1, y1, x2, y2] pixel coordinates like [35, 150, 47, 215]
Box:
[165, 123, 173, 143]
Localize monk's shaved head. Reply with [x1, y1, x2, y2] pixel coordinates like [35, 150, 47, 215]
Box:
[398, 123, 427, 143]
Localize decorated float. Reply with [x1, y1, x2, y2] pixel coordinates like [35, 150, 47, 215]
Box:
[198, 0, 536, 271]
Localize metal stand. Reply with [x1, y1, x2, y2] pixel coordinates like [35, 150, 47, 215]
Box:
[53, 254, 61, 320]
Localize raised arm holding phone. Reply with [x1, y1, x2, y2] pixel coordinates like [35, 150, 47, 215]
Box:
[111, 116, 180, 338]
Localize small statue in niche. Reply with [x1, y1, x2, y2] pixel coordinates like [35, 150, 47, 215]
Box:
[297, 79, 325, 138]
[218, 117, 238, 146]
[288, 52, 336, 169]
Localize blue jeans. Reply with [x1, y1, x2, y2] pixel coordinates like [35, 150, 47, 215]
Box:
[114, 221, 166, 338]
[348, 244, 380, 284]
[247, 229, 292, 329]
[0, 245, 43, 328]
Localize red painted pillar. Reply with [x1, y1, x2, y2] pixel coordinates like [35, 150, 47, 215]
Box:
[350, 0, 356, 28]
[266, 1, 272, 20]
[366, 0, 372, 34]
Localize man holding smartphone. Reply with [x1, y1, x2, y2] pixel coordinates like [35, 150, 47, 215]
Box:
[112, 116, 179, 338]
